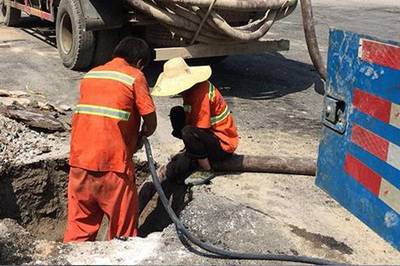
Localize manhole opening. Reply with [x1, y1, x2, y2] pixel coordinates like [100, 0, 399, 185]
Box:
[0, 158, 188, 242]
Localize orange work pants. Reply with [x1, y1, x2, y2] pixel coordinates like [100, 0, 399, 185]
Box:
[63, 167, 138, 243]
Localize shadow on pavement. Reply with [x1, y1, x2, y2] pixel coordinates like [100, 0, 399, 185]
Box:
[14, 16, 56, 47]
[10, 18, 324, 99]
[145, 52, 324, 100]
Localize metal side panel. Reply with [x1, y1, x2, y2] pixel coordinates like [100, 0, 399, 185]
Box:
[7, 0, 54, 21]
[80, 0, 125, 31]
[153, 39, 289, 61]
[316, 29, 400, 250]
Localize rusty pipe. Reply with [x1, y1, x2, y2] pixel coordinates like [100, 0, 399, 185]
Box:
[206, 10, 277, 41]
[127, 0, 297, 43]
[169, 26, 237, 44]
[157, 0, 298, 11]
[164, 3, 202, 24]
[127, 0, 233, 43]
[205, 3, 295, 41]
[212, 154, 316, 176]
[234, 9, 273, 31]
[138, 153, 316, 215]
[126, 0, 201, 32]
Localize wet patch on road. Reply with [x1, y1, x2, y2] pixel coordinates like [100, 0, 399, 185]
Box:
[289, 224, 354, 255]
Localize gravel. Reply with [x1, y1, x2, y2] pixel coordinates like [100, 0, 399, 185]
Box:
[0, 114, 68, 171]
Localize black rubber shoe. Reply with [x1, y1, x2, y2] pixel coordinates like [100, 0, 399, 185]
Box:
[184, 170, 216, 186]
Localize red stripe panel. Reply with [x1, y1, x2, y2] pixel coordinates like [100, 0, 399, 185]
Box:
[351, 124, 389, 161]
[353, 89, 391, 123]
[361, 39, 400, 70]
[344, 154, 382, 196]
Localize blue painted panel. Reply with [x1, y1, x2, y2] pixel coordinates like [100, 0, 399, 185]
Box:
[316, 29, 400, 250]
[355, 61, 400, 104]
[348, 142, 400, 190]
[351, 110, 400, 146]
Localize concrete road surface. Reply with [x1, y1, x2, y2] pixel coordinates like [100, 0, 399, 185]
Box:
[0, 0, 399, 263]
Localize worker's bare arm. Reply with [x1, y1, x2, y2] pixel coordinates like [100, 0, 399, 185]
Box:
[136, 112, 157, 150]
[140, 111, 157, 137]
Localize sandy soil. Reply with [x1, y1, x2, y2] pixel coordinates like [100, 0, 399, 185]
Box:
[0, 0, 399, 263]
[211, 172, 400, 264]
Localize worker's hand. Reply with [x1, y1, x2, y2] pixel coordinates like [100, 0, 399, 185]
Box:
[136, 134, 145, 150]
[141, 112, 157, 137]
[137, 112, 156, 151]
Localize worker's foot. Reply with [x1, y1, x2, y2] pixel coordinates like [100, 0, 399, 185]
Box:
[184, 170, 215, 186]
[157, 164, 167, 179]
[113, 236, 129, 241]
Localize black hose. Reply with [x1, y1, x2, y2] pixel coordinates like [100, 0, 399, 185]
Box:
[143, 138, 337, 265]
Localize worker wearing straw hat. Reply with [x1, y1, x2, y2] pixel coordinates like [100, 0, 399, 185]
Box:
[152, 57, 238, 182]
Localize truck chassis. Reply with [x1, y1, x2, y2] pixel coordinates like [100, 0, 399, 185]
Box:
[1, 0, 290, 70]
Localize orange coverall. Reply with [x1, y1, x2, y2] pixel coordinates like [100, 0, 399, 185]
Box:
[64, 57, 155, 242]
[183, 80, 239, 153]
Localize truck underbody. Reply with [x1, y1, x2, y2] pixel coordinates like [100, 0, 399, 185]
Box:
[0, 0, 296, 70]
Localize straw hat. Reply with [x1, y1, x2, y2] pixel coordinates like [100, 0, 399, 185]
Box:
[151, 57, 212, 97]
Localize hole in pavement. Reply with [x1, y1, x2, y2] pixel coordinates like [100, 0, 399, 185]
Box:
[0, 159, 69, 242]
[138, 177, 189, 238]
[0, 158, 188, 242]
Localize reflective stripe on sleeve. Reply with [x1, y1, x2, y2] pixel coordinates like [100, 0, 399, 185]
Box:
[211, 105, 230, 125]
[75, 104, 131, 121]
[184, 104, 192, 112]
[208, 82, 216, 102]
[83, 71, 135, 87]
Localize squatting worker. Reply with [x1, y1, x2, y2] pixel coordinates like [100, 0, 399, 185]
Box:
[64, 37, 157, 242]
[151, 57, 238, 183]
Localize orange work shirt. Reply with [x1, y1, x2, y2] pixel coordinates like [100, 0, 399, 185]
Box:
[69, 57, 155, 175]
[183, 81, 239, 153]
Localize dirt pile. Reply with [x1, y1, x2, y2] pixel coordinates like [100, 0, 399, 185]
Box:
[0, 158, 70, 241]
[0, 88, 71, 170]
[0, 187, 289, 265]
[3, 169, 398, 265]
[0, 91, 70, 242]
[0, 106, 163, 244]
[0, 218, 36, 264]
[0, 218, 66, 265]
[0, 99, 71, 242]
[0, 114, 69, 170]
[22, 187, 319, 265]
[0, 97, 71, 241]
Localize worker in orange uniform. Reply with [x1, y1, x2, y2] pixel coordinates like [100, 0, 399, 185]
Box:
[152, 57, 238, 184]
[64, 37, 157, 242]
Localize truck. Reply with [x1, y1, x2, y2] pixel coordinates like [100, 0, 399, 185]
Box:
[0, 0, 297, 70]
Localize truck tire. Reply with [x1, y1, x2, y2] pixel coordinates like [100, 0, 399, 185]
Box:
[56, 0, 95, 70]
[91, 29, 121, 67]
[0, 0, 21, 26]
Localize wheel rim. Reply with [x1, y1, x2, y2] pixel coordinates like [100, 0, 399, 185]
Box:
[0, 0, 7, 17]
[59, 12, 73, 54]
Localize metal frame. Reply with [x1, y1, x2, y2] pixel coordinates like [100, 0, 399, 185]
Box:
[4, 0, 293, 63]
[154, 39, 290, 61]
[6, 0, 54, 22]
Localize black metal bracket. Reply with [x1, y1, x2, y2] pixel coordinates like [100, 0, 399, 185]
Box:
[80, 0, 125, 31]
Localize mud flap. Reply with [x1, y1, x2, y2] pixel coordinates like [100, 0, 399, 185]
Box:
[316, 29, 400, 250]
